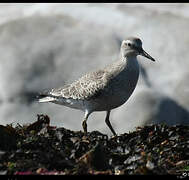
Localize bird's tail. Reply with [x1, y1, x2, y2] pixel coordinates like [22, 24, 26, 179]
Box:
[38, 96, 56, 103]
[37, 94, 56, 103]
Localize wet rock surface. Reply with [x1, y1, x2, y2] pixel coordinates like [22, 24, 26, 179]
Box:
[0, 114, 189, 175]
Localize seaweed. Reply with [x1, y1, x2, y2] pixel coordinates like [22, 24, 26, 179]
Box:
[0, 114, 189, 175]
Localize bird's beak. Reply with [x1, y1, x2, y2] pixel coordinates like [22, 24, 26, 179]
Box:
[140, 48, 156, 62]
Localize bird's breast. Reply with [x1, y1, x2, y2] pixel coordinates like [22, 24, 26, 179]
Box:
[109, 58, 139, 96]
[107, 65, 139, 107]
[87, 59, 140, 111]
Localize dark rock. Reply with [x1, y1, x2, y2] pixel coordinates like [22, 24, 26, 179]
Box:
[0, 125, 18, 151]
[0, 114, 189, 175]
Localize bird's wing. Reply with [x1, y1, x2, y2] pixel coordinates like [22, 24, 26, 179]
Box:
[49, 69, 110, 100]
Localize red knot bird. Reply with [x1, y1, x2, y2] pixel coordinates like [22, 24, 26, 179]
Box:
[38, 37, 155, 136]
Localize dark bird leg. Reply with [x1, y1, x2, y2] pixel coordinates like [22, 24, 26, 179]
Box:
[105, 110, 117, 136]
[82, 111, 90, 135]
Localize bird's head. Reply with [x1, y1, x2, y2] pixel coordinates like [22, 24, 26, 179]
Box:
[120, 37, 155, 62]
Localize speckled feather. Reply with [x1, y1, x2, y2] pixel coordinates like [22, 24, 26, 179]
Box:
[48, 60, 125, 100]
[50, 70, 106, 100]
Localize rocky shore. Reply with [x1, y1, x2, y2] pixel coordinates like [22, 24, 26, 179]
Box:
[0, 114, 189, 176]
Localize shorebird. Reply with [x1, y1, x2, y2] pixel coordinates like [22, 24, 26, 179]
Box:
[38, 37, 155, 136]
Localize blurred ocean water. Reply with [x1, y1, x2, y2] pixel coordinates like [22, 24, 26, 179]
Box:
[0, 3, 189, 135]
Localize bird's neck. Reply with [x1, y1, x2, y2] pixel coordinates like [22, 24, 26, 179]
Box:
[105, 54, 139, 79]
[121, 55, 139, 72]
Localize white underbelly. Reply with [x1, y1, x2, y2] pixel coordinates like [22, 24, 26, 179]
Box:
[53, 98, 85, 111]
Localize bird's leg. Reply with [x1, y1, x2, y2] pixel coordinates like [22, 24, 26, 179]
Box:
[105, 110, 117, 136]
[82, 111, 90, 135]
[82, 119, 87, 135]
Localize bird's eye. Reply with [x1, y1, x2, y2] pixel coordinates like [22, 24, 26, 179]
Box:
[127, 43, 131, 47]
